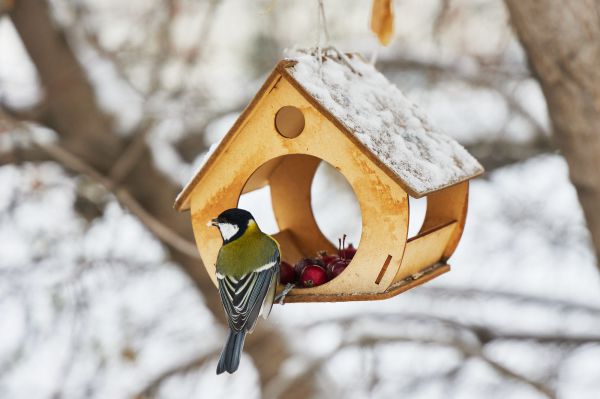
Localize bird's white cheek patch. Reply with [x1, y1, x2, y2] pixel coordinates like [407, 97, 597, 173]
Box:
[218, 223, 239, 241]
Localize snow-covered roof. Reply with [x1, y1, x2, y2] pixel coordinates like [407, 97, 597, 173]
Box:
[175, 49, 483, 210]
[282, 49, 483, 197]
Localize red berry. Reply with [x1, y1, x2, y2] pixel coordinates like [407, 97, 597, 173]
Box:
[299, 265, 328, 288]
[327, 258, 349, 279]
[318, 251, 339, 267]
[279, 261, 296, 284]
[294, 257, 323, 276]
[345, 244, 357, 260]
[294, 258, 313, 276]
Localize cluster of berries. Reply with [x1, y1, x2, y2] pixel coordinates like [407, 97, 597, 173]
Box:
[279, 235, 356, 288]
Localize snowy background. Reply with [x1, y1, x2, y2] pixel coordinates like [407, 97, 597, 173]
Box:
[1, 0, 599, 398]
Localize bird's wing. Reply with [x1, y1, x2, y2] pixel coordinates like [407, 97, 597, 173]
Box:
[218, 249, 280, 332]
[259, 267, 279, 321]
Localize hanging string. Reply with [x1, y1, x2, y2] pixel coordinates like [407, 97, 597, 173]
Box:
[308, 0, 359, 76]
[316, 0, 330, 72]
[370, 48, 379, 65]
[316, 0, 330, 47]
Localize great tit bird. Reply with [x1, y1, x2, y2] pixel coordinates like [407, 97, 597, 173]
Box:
[210, 208, 280, 374]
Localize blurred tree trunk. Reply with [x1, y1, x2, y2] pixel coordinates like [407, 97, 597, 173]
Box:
[505, 0, 600, 268]
[8, 0, 311, 396]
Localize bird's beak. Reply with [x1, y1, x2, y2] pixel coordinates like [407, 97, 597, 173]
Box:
[208, 218, 220, 227]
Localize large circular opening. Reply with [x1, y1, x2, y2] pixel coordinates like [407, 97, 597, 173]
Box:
[311, 161, 362, 248]
[238, 154, 361, 289]
[237, 185, 279, 235]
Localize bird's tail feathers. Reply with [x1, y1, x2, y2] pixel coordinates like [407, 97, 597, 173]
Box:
[216, 330, 246, 374]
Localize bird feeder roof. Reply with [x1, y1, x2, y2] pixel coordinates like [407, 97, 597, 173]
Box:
[175, 50, 483, 211]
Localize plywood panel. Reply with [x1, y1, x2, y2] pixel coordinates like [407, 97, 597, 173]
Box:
[395, 221, 457, 282]
[420, 181, 468, 259]
[269, 155, 335, 256]
[283, 263, 450, 303]
[272, 229, 304, 263]
[242, 157, 284, 194]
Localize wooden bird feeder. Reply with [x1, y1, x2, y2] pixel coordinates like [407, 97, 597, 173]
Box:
[174, 49, 484, 303]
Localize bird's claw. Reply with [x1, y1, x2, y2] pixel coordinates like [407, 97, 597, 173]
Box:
[275, 283, 295, 305]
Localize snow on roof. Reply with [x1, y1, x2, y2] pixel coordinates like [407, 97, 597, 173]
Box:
[175, 49, 483, 210]
[283, 49, 483, 196]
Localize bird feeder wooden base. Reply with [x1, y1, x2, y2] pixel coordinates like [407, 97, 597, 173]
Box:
[282, 262, 451, 303]
[175, 52, 482, 304]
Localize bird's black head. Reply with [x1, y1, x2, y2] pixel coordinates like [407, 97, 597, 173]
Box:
[210, 208, 256, 243]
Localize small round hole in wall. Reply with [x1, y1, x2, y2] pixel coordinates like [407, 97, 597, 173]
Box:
[275, 106, 305, 138]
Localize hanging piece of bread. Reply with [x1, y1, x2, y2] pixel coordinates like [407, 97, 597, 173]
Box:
[370, 0, 395, 45]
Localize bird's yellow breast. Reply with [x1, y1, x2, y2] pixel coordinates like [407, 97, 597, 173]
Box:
[216, 222, 279, 278]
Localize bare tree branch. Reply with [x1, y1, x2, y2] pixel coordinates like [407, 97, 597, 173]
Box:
[417, 286, 600, 316]
[108, 119, 154, 184]
[265, 333, 558, 399]
[1, 109, 200, 259]
[38, 140, 200, 259]
[9, 0, 121, 171]
[305, 312, 600, 347]
[133, 349, 220, 399]
[470, 348, 556, 399]
[465, 135, 554, 171]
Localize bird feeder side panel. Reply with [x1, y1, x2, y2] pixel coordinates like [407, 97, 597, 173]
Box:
[392, 181, 469, 283]
[420, 180, 469, 259]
